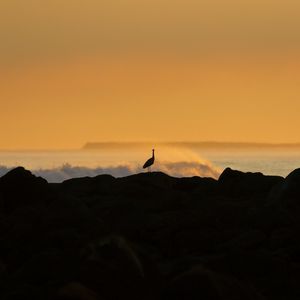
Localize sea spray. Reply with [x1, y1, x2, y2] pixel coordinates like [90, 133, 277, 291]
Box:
[0, 147, 221, 182]
[0, 160, 220, 183]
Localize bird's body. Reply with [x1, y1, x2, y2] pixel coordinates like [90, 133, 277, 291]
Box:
[143, 149, 155, 172]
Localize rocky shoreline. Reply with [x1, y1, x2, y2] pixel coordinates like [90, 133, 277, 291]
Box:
[0, 166, 300, 299]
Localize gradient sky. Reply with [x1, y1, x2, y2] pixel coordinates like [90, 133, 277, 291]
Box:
[1, 0, 300, 149]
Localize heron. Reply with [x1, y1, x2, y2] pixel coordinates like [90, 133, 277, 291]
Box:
[143, 149, 155, 172]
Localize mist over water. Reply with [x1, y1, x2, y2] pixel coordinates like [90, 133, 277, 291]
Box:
[0, 160, 219, 183]
[0, 147, 220, 182]
[0, 146, 299, 182]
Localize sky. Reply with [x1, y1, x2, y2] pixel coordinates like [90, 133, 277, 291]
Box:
[1, 0, 300, 149]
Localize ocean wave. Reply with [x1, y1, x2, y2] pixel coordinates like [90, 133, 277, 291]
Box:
[0, 160, 220, 183]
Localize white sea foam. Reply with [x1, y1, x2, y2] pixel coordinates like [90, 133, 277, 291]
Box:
[0, 159, 221, 183]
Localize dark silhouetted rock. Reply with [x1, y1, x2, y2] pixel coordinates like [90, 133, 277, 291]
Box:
[173, 176, 217, 193]
[79, 236, 155, 300]
[0, 166, 299, 299]
[61, 175, 115, 197]
[218, 168, 283, 198]
[56, 282, 99, 300]
[0, 167, 49, 213]
[164, 265, 264, 300]
[268, 168, 300, 209]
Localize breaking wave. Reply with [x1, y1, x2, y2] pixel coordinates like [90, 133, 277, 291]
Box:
[0, 160, 220, 183]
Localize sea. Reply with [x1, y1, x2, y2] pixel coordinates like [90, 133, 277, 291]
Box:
[0, 146, 300, 182]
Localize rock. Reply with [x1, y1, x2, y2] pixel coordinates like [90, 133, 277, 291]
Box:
[56, 282, 99, 300]
[12, 250, 78, 285]
[112, 172, 175, 199]
[1, 167, 300, 299]
[0, 167, 48, 213]
[61, 175, 115, 197]
[0, 258, 6, 275]
[207, 251, 288, 282]
[79, 236, 150, 300]
[173, 176, 217, 193]
[0, 167, 46, 184]
[268, 168, 300, 209]
[218, 168, 283, 198]
[218, 230, 266, 251]
[163, 265, 264, 300]
[269, 227, 297, 250]
[2, 285, 41, 300]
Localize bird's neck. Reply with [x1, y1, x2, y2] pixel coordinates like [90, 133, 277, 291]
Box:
[152, 151, 155, 158]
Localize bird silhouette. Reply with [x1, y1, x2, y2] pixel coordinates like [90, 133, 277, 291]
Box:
[143, 149, 155, 172]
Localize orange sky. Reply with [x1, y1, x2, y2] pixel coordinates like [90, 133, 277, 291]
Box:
[1, 0, 300, 149]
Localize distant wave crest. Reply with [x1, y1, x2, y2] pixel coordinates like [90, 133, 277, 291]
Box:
[0, 160, 220, 183]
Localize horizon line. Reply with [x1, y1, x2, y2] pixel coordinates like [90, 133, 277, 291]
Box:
[1, 141, 300, 152]
[83, 141, 300, 149]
